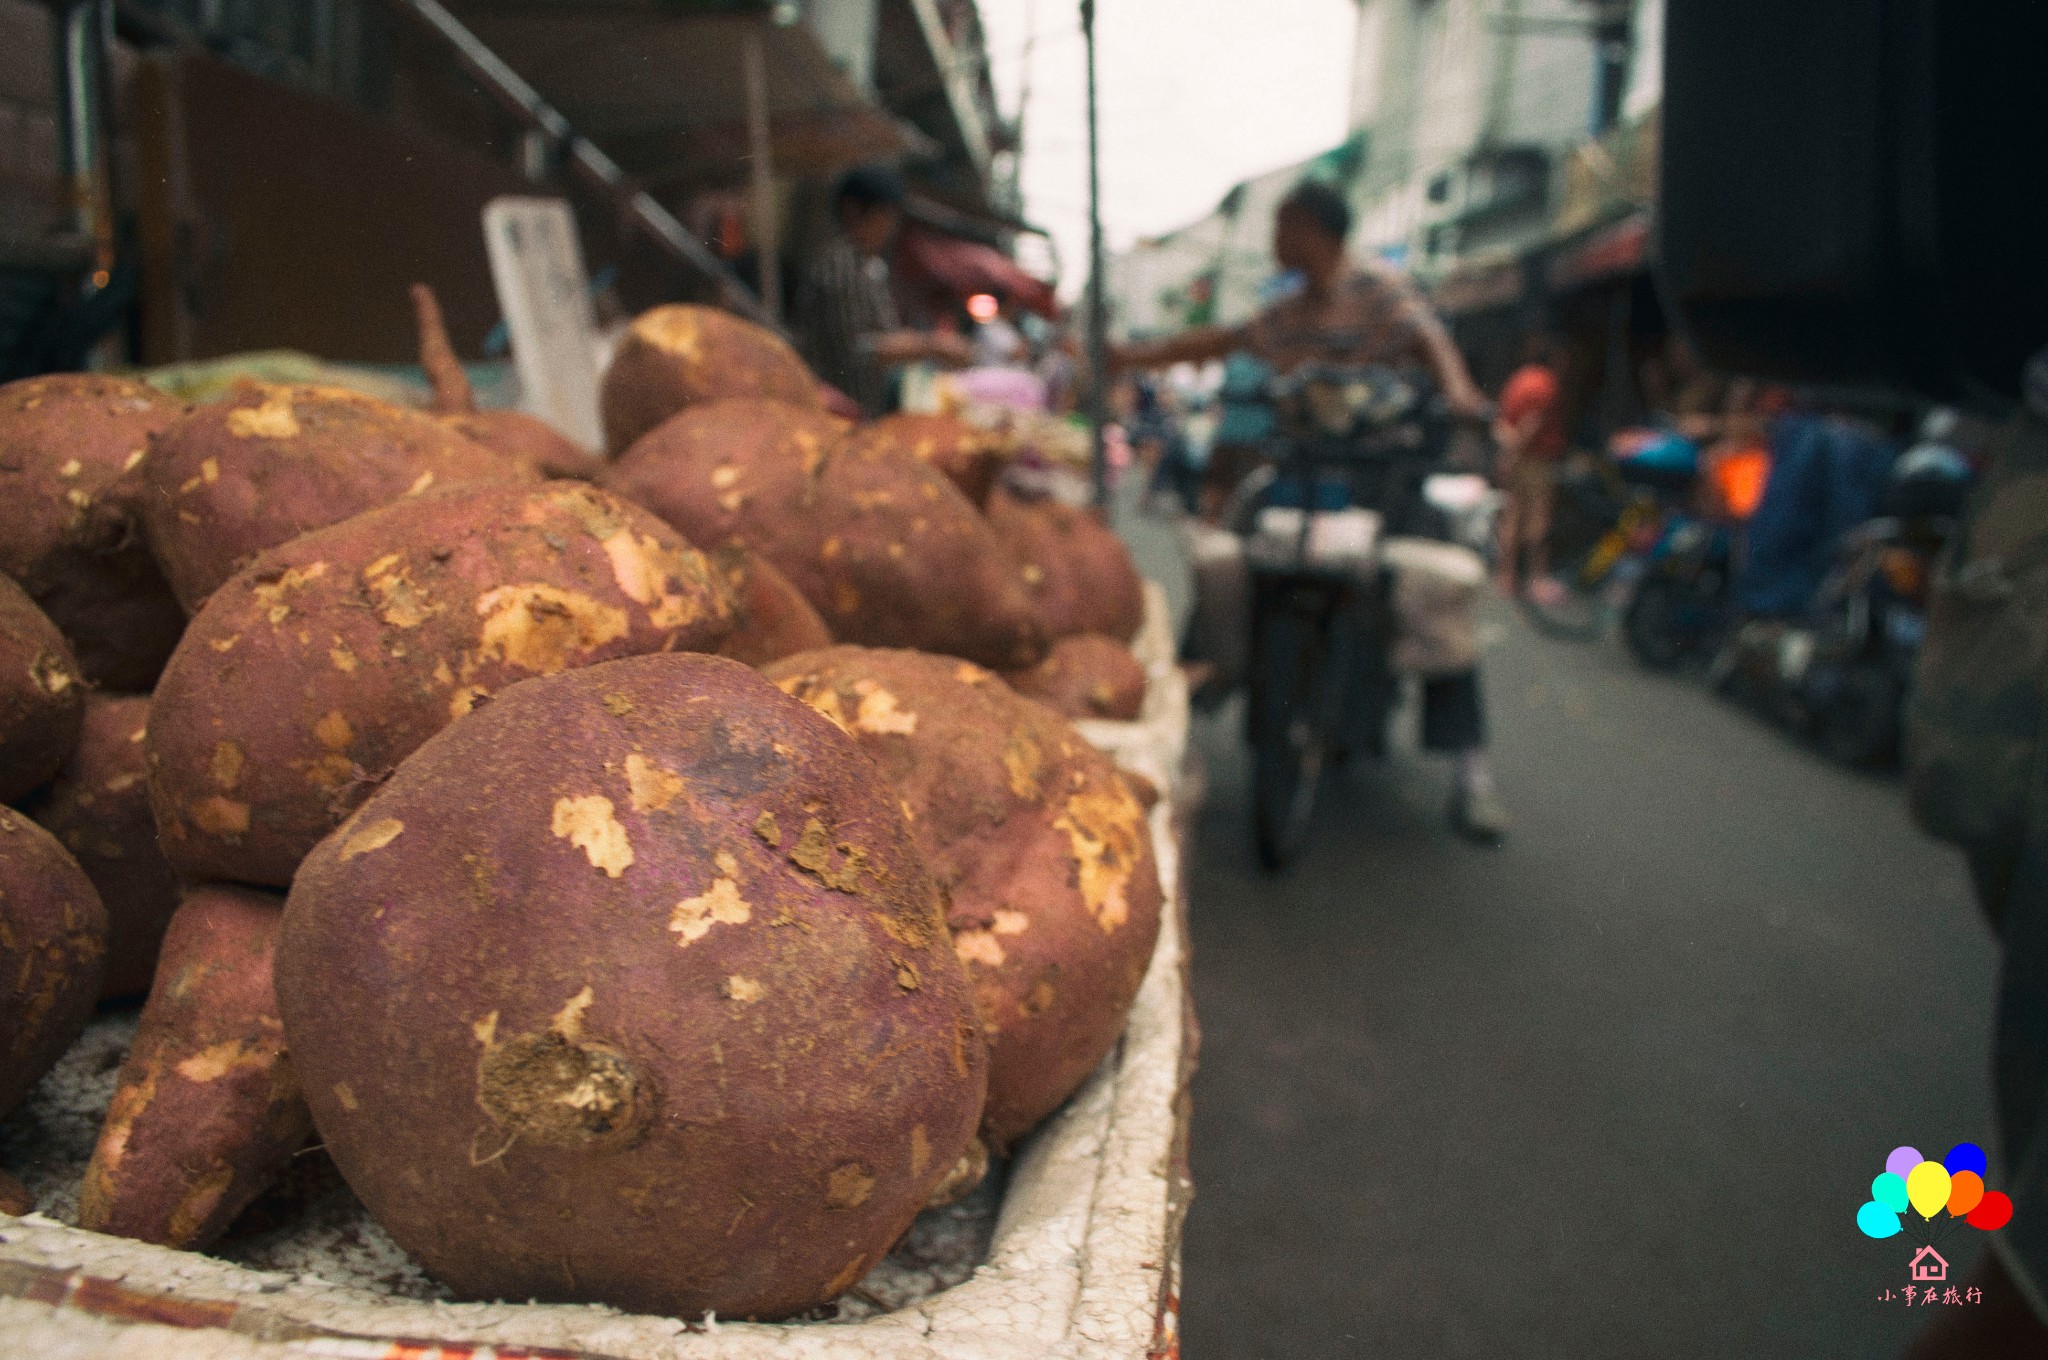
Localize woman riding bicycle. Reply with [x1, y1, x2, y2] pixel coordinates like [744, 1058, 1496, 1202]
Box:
[1111, 182, 1507, 844]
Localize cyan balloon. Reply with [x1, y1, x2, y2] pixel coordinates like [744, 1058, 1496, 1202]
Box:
[1858, 1200, 1903, 1239]
[1945, 1142, 1989, 1177]
[1872, 1172, 1909, 1213]
[1886, 1146, 1924, 1181]
[1907, 1161, 1953, 1219]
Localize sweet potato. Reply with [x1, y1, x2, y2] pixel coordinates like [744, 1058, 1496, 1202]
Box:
[77, 885, 308, 1248]
[849, 413, 1005, 509]
[0, 808, 106, 1120]
[607, 399, 1045, 669]
[601, 304, 823, 454]
[0, 575, 84, 804]
[130, 382, 535, 611]
[765, 647, 1162, 1149]
[1003, 633, 1147, 722]
[147, 481, 735, 887]
[988, 487, 1145, 643]
[26, 695, 179, 998]
[411, 283, 602, 480]
[277, 652, 985, 1319]
[0, 374, 187, 690]
[714, 546, 833, 667]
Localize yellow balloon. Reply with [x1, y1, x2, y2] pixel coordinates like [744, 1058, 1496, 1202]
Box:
[1907, 1161, 1953, 1219]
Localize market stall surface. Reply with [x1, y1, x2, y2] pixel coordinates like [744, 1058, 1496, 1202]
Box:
[1176, 605, 1996, 1359]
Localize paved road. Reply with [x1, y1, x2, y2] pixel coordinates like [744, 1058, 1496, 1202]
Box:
[1171, 604, 1999, 1358]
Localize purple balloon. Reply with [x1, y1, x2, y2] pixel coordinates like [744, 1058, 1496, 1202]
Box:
[1887, 1146, 1925, 1181]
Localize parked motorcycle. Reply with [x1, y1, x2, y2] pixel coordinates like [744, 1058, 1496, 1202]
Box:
[1710, 441, 1972, 766]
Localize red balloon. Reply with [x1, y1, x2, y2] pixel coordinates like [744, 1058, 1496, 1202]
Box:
[1967, 1191, 2014, 1231]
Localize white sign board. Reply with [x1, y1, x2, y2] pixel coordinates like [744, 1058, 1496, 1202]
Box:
[481, 196, 603, 452]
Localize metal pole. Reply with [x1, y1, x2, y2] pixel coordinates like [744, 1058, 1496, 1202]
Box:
[53, 0, 114, 293]
[743, 27, 781, 323]
[1081, 0, 1108, 512]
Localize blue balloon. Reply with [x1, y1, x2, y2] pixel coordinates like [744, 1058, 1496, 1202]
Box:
[1858, 1200, 1903, 1239]
[1945, 1142, 1989, 1178]
[1872, 1172, 1910, 1213]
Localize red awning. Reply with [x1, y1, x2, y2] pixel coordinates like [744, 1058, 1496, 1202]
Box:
[894, 226, 1059, 319]
[1546, 212, 1650, 293]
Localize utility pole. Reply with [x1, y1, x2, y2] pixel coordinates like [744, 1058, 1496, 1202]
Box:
[1081, 0, 1108, 512]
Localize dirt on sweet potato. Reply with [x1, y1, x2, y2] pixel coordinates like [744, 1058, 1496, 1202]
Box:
[276, 653, 986, 1320]
[146, 481, 735, 886]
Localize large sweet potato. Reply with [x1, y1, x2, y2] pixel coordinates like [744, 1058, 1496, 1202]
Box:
[130, 382, 535, 611]
[0, 808, 106, 1120]
[601, 304, 822, 454]
[1003, 633, 1147, 722]
[607, 399, 1044, 669]
[849, 413, 1004, 509]
[77, 885, 308, 1248]
[988, 487, 1145, 643]
[148, 481, 735, 887]
[765, 647, 1162, 1149]
[0, 374, 187, 690]
[277, 652, 985, 1319]
[411, 283, 601, 481]
[0, 575, 84, 804]
[714, 546, 833, 667]
[26, 695, 179, 998]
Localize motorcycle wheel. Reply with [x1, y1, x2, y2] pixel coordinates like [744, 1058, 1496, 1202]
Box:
[1816, 664, 1901, 768]
[1624, 574, 1694, 670]
[1250, 600, 1330, 871]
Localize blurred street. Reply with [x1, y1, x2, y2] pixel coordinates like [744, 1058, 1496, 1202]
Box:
[1172, 602, 1998, 1358]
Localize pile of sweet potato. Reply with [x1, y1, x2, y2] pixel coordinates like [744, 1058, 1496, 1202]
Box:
[0, 299, 1164, 1323]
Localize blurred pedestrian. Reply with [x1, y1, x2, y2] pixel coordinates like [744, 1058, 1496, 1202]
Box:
[794, 166, 970, 417]
[1491, 331, 1567, 599]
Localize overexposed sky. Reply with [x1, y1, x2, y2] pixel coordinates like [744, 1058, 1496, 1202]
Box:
[979, 0, 1359, 296]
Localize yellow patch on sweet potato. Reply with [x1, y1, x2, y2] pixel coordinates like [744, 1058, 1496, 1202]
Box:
[251, 561, 329, 625]
[724, 975, 766, 1004]
[992, 909, 1030, 936]
[670, 851, 752, 944]
[850, 682, 917, 736]
[338, 818, 405, 861]
[174, 1039, 271, 1082]
[314, 710, 354, 751]
[188, 795, 250, 836]
[953, 929, 1006, 969]
[363, 556, 439, 629]
[226, 391, 300, 439]
[551, 794, 633, 877]
[209, 740, 245, 790]
[825, 1163, 876, 1210]
[333, 1082, 359, 1112]
[1051, 783, 1146, 932]
[1003, 731, 1043, 802]
[474, 584, 628, 673]
[634, 306, 702, 359]
[624, 753, 686, 813]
